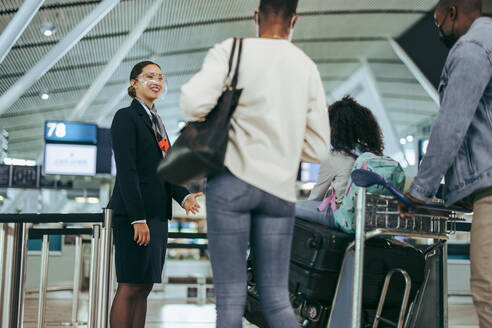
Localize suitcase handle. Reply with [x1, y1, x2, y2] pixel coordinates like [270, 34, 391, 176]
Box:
[307, 235, 323, 249]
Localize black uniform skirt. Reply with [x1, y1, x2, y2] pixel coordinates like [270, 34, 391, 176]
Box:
[113, 217, 168, 284]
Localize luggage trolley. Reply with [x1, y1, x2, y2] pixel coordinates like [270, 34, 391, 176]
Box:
[328, 170, 470, 328]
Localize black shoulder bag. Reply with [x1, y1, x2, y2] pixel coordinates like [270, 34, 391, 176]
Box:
[157, 38, 243, 185]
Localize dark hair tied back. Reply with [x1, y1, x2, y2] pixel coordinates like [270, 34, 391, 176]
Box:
[128, 85, 136, 98]
[127, 60, 161, 98]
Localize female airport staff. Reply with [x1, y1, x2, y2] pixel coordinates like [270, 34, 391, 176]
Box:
[108, 61, 202, 328]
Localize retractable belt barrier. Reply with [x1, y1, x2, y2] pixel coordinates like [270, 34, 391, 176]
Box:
[0, 210, 111, 328]
[168, 232, 208, 251]
[0, 211, 211, 328]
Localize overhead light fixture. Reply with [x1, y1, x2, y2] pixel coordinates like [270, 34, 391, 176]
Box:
[3, 157, 37, 166]
[405, 149, 416, 166]
[406, 135, 414, 142]
[87, 197, 100, 204]
[40, 89, 50, 100]
[0, 195, 4, 201]
[400, 138, 407, 145]
[300, 182, 316, 191]
[74, 196, 100, 204]
[11, 158, 27, 165]
[178, 120, 186, 129]
[40, 21, 56, 37]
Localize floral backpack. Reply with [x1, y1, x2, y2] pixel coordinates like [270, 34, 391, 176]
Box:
[318, 150, 406, 234]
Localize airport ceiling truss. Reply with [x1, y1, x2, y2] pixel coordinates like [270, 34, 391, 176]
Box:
[0, 0, 444, 159]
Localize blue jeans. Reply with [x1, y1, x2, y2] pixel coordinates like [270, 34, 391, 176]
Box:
[206, 170, 300, 328]
[295, 200, 336, 228]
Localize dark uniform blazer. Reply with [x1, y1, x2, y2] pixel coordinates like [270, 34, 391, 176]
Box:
[108, 99, 189, 226]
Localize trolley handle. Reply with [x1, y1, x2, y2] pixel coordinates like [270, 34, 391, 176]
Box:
[350, 169, 472, 214]
[350, 169, 411, 207]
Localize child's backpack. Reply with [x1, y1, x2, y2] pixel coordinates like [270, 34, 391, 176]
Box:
[333, 151, 406, 233]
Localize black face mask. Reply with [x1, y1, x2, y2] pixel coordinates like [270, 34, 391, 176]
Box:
[437, 13, 458, 49]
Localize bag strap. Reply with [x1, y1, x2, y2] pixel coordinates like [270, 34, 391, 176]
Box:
[227, 37, 238, 77]
[225, 38, 243, 90]
[318, 191, 337, 212]
[231, 38, 243, 89]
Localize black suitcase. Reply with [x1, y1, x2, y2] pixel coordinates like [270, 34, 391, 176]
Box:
[245, 288, 400, 328]
[289, 218, 425, 307]
[245, 287, 270, 328]
[289, 218, 352, 304]
[246, 253, 329, 328]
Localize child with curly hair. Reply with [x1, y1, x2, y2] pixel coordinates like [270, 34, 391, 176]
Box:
[296, 96, 385, 227]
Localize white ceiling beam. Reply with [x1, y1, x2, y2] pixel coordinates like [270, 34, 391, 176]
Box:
[0, 0, 120, 117]
[0, 0, 46, 64]
[387, 37, 440, 106]
[71, 0, 165, 121]
[96, 87, 128, 125]
[361, 60, 406, 158]
[331, 62, 405, 158]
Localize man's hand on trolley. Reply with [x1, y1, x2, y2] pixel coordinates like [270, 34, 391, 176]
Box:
[133, 222, 150, 246]
[397, 193, 425, 219]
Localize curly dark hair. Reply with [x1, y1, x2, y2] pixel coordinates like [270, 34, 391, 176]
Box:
[329, 96, 384, 156]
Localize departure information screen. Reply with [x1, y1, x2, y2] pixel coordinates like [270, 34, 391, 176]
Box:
[44, 121, 97, 144]
[44, 143, 97, 176]
[0, 164, 10, 187]
[11, 165, 39, 188]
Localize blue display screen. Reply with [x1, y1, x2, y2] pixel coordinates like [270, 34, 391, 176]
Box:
[300, 162, 321, 182]
[419, 138, 429, 158]
[28, 235, 62, 252]
[44, 121, 97, 144]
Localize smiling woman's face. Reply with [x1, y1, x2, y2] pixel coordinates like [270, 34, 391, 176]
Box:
[131, 64, 165, 104]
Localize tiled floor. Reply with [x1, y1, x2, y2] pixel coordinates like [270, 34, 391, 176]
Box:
[21, 295, 479, 327]
[448, 296, 479, 328]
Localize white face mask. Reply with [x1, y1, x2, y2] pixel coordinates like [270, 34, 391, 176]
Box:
[138, 79, 159, 87]
[287, 16, 295, 42]
[137, 77, 169, 99]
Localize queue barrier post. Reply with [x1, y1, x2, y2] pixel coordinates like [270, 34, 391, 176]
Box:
[37, 234, 50, 328]
[0, 213, 104, 328]
[97, 208, 113, 328]
[5, 222, 29, 328]
[88, 224, 101, 328]
[0, 223, 8, 326]
[71, 235, 83, 324]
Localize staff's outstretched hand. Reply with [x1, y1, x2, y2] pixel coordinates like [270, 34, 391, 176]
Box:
[183, 192, 203, 215]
